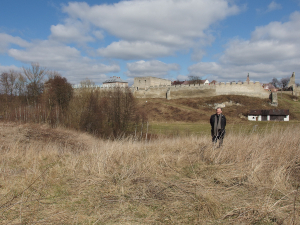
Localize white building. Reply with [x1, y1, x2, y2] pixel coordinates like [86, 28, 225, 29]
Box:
[248, 109, 289, 121]
[103, 76, 128, 88]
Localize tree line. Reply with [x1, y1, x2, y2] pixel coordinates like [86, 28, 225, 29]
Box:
[0, 63, 147, 138]
[270, 77, 296, 90]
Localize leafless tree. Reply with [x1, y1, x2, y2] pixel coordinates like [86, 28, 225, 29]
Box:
[15, 74, 27, 97]
[80, 78, 95, 88]
[0, 70, 19, 102]
[281, 77, 290, 89]
[271, 78, 280, 88]
[188, 75, 202, 84]
[44, 74, 73, 110]
[0, 72, 9, 95]
[22, 63, 48, 103]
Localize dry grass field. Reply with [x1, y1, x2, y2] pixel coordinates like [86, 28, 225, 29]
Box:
[137, 93, 300, 123]
[0, 121, 299, 224]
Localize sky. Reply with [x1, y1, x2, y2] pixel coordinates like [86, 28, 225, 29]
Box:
[1, 0, 300, 86]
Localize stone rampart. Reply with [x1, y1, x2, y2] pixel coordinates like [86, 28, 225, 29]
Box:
[133, 81, 270, 99]
[74, 80, 270, 99]
[216, 81, 270, 98]
[133, 77, 171, 90]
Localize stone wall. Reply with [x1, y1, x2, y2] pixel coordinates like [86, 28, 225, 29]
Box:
[133, 81, 270, 99]
[216, 81, 270, 98]
[133, 77, 171, 90]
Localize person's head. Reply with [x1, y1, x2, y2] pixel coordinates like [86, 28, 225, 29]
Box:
[216, 107, 222, 115]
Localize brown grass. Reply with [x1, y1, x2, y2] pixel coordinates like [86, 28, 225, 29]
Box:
[137, 95, 275, 123]
[0, 122, 299, 224]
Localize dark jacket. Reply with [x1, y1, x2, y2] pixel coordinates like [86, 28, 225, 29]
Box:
[210, 114, 226, 136]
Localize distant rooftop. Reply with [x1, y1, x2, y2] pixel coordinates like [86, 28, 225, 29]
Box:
[104, 76, 127, 83]
[249, 109, 289, 116]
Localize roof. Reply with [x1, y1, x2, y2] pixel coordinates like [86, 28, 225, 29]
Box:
[103, 76, 127, 83]
[262, 83, 276, 89]
[248, 109, 289, 116]
[172, 80, 184, 85]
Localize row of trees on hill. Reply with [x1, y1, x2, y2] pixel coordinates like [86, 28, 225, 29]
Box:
[270, 77, 291, 89]
[0, 63, 147, 138]
[187, 75, 296, 89]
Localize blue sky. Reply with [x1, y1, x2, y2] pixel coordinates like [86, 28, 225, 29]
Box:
[1, 0, 300, 85]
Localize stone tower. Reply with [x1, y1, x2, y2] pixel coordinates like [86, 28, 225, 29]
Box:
[246, 73, 250, 84]
[288, 72, 295, 87]
[288, 72, 298, 96]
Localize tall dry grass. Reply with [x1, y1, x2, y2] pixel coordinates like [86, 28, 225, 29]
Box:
[0, 122, 299, 224]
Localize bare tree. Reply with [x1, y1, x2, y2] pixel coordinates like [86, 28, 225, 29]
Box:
[0, 72, 9, 95]
[23, 63, 48, 103]
[281, 77, 290, 89]
[80, 78, 96, 88]
[188, 75, 202, 84]
[0, 70, 18, 101]
[271, 78, 280, 88]
[15, 74, 27, 97]
[44, 75, 73, 110]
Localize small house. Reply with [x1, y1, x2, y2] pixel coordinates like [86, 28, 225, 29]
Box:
[262, 83, 278, 92]
[248, 109, 289, 121]
[103, 76, 128, 88]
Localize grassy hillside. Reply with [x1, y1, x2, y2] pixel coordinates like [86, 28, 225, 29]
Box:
[0, 122, 299, 224]
[138, 93, 300, 122]
[137, 93, 300, 135]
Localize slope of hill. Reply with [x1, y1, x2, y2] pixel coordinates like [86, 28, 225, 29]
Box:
[137, 93, 300, 122]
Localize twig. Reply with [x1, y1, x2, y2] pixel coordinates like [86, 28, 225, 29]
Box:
[0, 161, 57, 210]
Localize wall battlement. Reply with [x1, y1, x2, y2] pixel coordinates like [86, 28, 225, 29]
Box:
[133, 79, 270, 99]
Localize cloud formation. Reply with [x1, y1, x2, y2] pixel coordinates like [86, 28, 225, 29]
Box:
[267, 1, 282, 12]
[126, 60, 180, 78]
[63, 0, 240, 59]
[0, 33, 30, 54]
[50, 20, 94, 44]
[189, 12, 300, 82]
[7, 39, 120, 83]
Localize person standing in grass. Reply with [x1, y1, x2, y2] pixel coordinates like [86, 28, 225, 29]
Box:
[210, 107, 226, 147]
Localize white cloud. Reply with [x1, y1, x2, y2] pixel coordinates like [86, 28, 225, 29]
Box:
[126, 60, 180, 78]
[0, 33, 30, 54]
[176, 74, 189, 81]
[62, 0, 240, 59]
[7, 40, 120, 84]
[267, 1, 282, 12]
[98, 41, 174, 60]
[50, 19, 94, 44]
[188, 11, 300, 83]
[0, 64, 22, 74]
[251, 12, 300, 42]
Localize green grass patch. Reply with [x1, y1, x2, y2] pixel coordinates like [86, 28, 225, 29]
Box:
[149, 120, 300, 136]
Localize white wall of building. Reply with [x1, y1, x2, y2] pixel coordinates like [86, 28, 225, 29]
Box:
[248, 114, 289, 121]
[248, 115, 257, 121]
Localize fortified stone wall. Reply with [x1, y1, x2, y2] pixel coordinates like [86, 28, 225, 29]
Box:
[168, 85, 216, 98]
[133, 81, 270, 99]
[216, 81, 270, 98]
[133, 77, 171, 90]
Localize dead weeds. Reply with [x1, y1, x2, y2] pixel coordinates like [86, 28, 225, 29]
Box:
[0, 122, 299, 224]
